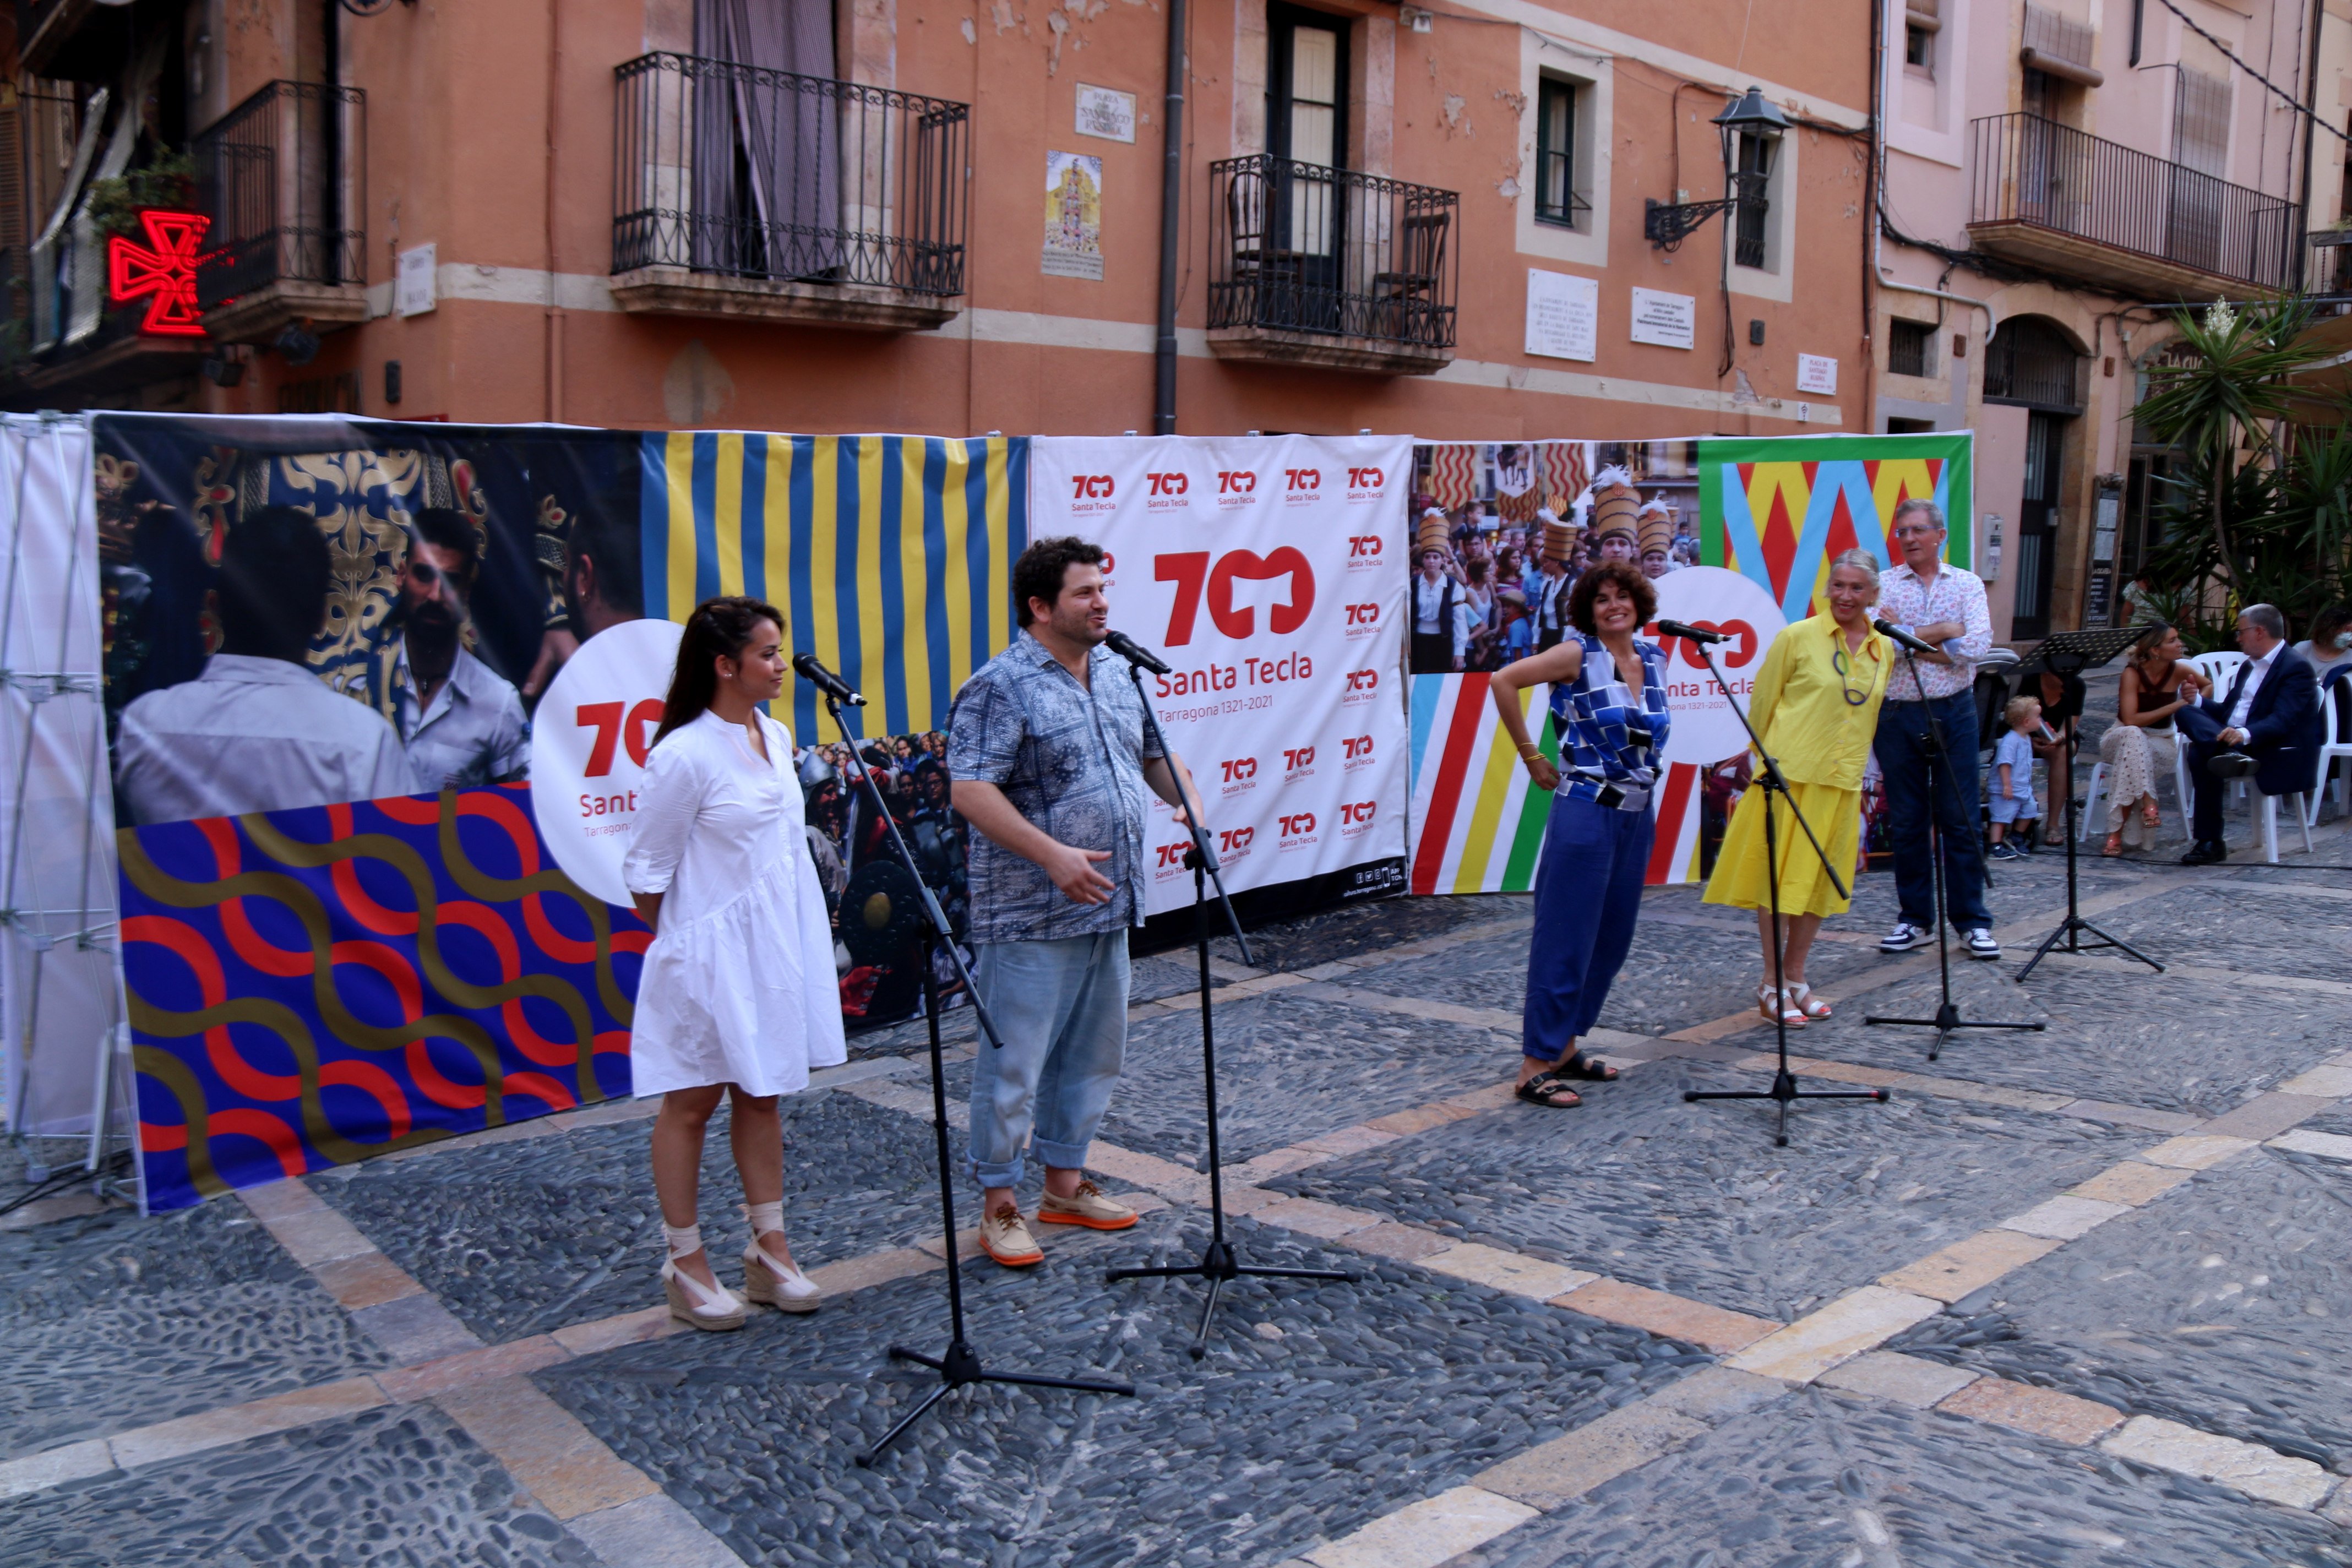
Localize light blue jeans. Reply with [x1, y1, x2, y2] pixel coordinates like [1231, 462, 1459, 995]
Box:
[966, 932, 1130, 1188]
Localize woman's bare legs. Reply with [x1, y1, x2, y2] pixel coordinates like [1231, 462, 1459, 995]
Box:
[726, 1086, 801, 1273]
[1754, 909, 1826, 988]
[653, 1085, 727, 1291]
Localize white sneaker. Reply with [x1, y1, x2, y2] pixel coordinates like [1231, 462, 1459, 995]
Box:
[1962, 928, 2001, 960]
[1879, 921, 1933, 953]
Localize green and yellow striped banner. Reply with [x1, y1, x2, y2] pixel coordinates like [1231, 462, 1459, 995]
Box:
[639, 433, 1028, 739]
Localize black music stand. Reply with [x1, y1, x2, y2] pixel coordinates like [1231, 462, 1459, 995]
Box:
[1678, 636, 1890, 1147]
[1863, 642, 2043, 1061]
[1104, 662, 1357, 1356]
[2014, 626, 2164, 981]
[821, 698, 1135, 1468]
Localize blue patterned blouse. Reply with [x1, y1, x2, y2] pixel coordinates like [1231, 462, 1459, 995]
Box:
[1548, 633, 1673, 793]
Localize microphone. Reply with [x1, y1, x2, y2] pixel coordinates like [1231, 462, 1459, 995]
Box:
[792, 653, 867, 707]
[1103, 629, 1173, 676]
[1655, 619, 1727, 645]
[1872, 619, 1939, 656]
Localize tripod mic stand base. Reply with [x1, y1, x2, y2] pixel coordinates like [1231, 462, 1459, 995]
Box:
[1107, 1240, 1360, 1360]
[854, 1340, 1136, 1467]
[2014, 917, 2164, 982]
[1685, 1072, 1890, 1148]
[1865, 1001, 2045, 1063]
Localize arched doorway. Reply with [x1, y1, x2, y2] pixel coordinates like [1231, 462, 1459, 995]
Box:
[1984, 316, 2087, 639]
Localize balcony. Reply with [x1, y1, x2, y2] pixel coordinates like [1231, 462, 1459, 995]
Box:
[1206, 156, 1458, 375]
[1967, 113, 2297, 300]
[193, 81, 368, 345]
[610, 53, 967, 332]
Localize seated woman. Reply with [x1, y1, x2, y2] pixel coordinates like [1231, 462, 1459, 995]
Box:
[2097, 622, 2209, 856]
[1702, 551, 1890, 1027]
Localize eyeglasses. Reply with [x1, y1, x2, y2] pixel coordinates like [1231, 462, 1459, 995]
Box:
[1891, 525, 1941, 540]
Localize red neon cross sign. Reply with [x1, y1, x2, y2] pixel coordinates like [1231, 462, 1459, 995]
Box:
[106, 210, 210, 337]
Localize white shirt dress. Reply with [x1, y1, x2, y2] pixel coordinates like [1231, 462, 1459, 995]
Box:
[622, 709, 847, 1097]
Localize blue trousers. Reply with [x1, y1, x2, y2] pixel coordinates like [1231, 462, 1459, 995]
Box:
[1874, 692, 1992, 930]
[966, 933, 1129, 1187]
[1523, 791, 1652, 1060]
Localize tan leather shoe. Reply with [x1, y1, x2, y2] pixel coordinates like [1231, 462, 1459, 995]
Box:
[979, 1201, 1044, 1266]
[1037, 1179, 1137, 1231]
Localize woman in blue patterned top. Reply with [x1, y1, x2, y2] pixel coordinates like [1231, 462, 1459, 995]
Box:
[1489, 560, 1671, 1109]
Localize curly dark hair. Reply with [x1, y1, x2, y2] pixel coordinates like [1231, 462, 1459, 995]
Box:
[1013, 535, 1106, 628]
[1566, 559, 1656, 635]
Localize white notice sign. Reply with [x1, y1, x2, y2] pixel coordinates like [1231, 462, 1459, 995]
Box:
[1524, 269, 1598, 362]
[1629, 287, 1696, 350]
[397, 243, 437, 317]
[1075, 84, 1137, 143]
[1796, 353, 1838, 394]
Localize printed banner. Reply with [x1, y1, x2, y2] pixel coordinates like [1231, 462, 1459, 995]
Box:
[119, 787, 646, 1211]
[1407, 432, 1972, 889]
[1030, 435, 1413, 917]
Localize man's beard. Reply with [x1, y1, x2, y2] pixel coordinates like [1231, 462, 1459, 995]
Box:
[406, 602, 461, 676]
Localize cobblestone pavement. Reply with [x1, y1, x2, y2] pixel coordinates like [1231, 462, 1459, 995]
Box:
[6, 769, 2351, 1566]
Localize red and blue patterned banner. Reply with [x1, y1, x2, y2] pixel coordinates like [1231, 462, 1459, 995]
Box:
[122, 786, 646, 1211]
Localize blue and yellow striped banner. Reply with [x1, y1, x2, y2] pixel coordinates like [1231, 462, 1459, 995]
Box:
[639, 433, 1029, 739]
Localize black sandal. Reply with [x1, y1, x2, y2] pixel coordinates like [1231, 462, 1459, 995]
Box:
[1559, 1051, 1618, 1082]
[1515, 1071, 1583, 1109]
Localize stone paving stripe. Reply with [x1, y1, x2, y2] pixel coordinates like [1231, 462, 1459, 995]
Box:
[1997, 1194, 2131, 1240]
[376, 1336, 573, 1403]
[1291, 1124, 1404, 1158]
[0, 1190, 107, 1231]
[2067, 1160, 2198, 1205]
[434, 1376, 661, 1521]
[2137, 1134, 2259, 1170]
[552, 1306, 677, 1357]
[107, 1375, 387, 1470]
[1877, 1228, 2063, 1303]
[237, 1178, 328, 1221]
[1292, 979, 1521, 1036]
[1362, 1101, 1482, 1136]
[1303, 1484, 1537, 1568]
[548, 1097, 664, 1130]
[1340, 1222, 1456, 1261]
[1550, 1277, 1778, 1354]
[1414, 1243, 1598, 1301]
[2267, 1128, 2352, 1162]
[2100, 1415, 2337, 1510]
[0, 1438, 115, 1501]
[246, 1201, 379, 1267]
[1085, 1141, 1203, 1192]
[1726, 1286, 1943, 1383]
[1740, 1054, 2074, 1113]
[351, 1292, 488, 1365]
[804, 1244, 943, 1297]
[1816, 1350, 1980, 1409]
[1248, 1196, 1385, 1239]
[1935, 1375, 2125, 1446]
[2278, 1063, 2352, 1098]
[310, 1249, 427, 1309]
[1232, 1147, 1331, 1182]
[1438, 1081, 1522, 1114]
[2195, 1092, 2333, 1142]
[1471, 1398, 1711, 1510]
[565, 1491, 756, 1568]
[2055, 1099, 2206, 1134]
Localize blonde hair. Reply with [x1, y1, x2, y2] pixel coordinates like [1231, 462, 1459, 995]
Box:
[1827, 549, 1881, 600]
[2003, 694, 2043, 727]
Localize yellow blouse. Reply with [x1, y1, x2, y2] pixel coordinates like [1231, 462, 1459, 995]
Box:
[1745, 614, 1891, 790]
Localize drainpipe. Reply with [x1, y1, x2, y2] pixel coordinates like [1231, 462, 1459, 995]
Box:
[2297, 0, 2324, 267]
[1153, 0, 1186, 434]
[1863, 0, 1880, 433]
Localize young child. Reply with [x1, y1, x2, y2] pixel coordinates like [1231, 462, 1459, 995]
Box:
[1988, 695, 2041, 859]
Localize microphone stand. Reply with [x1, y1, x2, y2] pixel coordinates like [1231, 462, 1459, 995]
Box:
[1862, 644, 2043, 1060]
[1679, 635, 1889, 1147]
[1104, 660, 1357, 1357]
[821, 696, 1135, 1469]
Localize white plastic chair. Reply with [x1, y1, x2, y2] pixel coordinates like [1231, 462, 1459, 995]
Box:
[2259, 776, 2316, 862]
[2305, 679, 2350, 827]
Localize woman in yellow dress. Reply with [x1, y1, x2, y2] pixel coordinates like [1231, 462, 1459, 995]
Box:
[1703, 550, 1891, 1028]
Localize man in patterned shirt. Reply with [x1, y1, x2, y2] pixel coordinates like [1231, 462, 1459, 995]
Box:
[948, 536, 1201, 1268]
[1872, 498, 2000, 960]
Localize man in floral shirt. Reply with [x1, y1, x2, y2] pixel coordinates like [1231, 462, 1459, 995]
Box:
[948, 537, 1200, 1268]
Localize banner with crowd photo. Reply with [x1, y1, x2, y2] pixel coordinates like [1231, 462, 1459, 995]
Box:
[1407, 432, 1972, 892]
[95, 414, 1025, 1208]
[1029, 436, 1413, 920]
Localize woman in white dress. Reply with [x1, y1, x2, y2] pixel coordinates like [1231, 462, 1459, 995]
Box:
[624, 596, 848, 1330]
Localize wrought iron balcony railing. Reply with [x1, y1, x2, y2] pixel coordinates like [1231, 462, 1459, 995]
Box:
[193, 80, 366, 310]
[1207, 156, 1458, 353]
[1968, 112, 2297, 292]
[612, 52, 967, 298]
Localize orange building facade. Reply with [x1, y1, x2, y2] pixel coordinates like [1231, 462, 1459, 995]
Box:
[7, 0, 1877, 442]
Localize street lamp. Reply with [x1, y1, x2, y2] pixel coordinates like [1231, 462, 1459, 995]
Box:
[1643, 86, 1789, 251]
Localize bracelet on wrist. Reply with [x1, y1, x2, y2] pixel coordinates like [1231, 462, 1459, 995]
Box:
[1517, 741, 1543, 762]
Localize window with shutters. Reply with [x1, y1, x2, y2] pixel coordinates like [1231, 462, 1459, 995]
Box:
[1534, 77, 1589, 228]
[1888, 318, 1934, 378]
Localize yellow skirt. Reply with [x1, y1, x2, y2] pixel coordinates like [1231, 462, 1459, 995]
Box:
[1701, 778, 1863, 918]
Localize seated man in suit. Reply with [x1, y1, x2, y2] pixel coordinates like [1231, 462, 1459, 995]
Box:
[2177, 603, 2322, 864]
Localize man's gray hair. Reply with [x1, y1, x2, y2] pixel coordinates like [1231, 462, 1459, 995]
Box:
[2241, 603, 2287, 641]
[1891, 498, 1945, 531]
